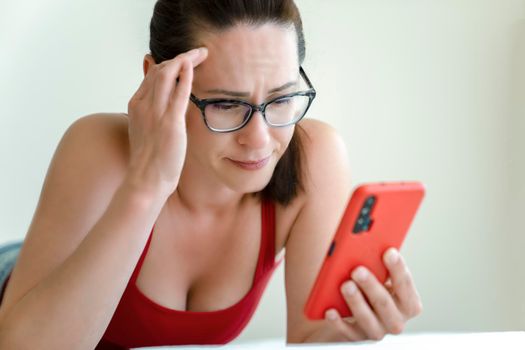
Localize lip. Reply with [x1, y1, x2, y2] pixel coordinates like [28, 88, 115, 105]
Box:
[228, 156, 271, 170]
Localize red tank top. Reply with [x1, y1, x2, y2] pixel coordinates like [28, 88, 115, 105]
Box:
[97, 199, 281, 349]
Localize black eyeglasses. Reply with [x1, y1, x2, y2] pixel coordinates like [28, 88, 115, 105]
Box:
[189, 67, 316, 133]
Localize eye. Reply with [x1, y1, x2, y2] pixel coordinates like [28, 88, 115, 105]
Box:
[274, 97, 292, 105]
[211, 102, 241, 111]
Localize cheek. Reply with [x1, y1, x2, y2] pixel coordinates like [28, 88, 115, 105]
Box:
[185, 107, 212, 156]
[185, 107, 233, 158]
[185, 105, 204, 133]
[273, 127, 295, 155]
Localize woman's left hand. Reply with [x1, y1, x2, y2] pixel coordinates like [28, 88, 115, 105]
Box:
[303, 248, 423, 343]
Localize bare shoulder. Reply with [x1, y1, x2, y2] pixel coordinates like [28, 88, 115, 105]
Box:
[280, 118, 352, 342]
[68, 112, 129, 153]
[274, 118, 350, 252]
[0, 112, 130, 321]
[298, 118, 349, 182]
[50, 112, 131, 192]
[282, 118, 350, 209]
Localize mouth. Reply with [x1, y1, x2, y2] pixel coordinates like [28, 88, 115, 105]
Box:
[228, 155, 272, 171]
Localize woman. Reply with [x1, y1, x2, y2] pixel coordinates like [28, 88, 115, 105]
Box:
[0, 0, 422, 348]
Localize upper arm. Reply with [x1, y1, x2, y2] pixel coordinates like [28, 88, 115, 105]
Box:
[0, 114, 129, 322]
[284, 119, 352, 342]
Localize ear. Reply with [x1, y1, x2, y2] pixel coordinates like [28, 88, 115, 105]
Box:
[143, 54, 156, 76]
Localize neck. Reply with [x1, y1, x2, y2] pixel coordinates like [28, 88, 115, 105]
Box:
[166, 158, 258, 217]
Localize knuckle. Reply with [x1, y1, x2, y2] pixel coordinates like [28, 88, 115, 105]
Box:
[180, 56, 191, 64]
[156, 68, 172, 82]
[334, 322, 347, 336]
[371, 296, 390, 311]
[335, 325, 354, 342]
[402, 299, 423, 318]
[411, 300, 423, 317]
[370, 331, 385, 341]
[149, 64, 161, 75]
[173, 55, 189, 68]
[389, 322, 404, 335]
[341, 282, 357, 300]
[128, 97, 140, 110]
[401, 271, 414, 289]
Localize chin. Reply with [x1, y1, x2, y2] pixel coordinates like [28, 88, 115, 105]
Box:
[219, 160, 276, 194]
[226, 173, 273, 194]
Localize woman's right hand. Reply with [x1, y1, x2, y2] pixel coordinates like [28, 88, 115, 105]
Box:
[125, 47, 208, 197]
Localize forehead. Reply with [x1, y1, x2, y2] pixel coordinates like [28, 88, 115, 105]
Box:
[193, 23, 299, 91]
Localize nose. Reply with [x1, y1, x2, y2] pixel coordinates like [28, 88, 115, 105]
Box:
[236, 110, 270, 149]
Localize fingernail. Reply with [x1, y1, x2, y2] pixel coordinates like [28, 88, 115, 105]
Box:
[352, 267, 368, 282]
[342, 281, 357, 296]
[188, 47, 206, 56]
[385, 248, 399, 265]
[196, 47, 208, 55]
[325, 309, 338, 321]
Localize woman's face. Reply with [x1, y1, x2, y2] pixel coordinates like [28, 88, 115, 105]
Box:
[187, 23, 300, 194]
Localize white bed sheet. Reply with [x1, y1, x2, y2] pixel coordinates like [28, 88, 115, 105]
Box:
[137, 331, 525, 349]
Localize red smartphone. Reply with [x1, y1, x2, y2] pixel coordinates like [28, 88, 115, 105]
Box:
[304, 181, 425, 320]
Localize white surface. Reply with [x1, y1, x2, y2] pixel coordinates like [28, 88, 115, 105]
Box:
[138, 332, 525, 349]
[1, 0, 525, 337]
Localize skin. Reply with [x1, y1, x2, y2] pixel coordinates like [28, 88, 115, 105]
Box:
[139, 23, 423, 343]
[175, 23, 300, 212]
[0, 23, 422, 347]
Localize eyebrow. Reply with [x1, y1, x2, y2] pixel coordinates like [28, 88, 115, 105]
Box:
[204, 80, 298, 97]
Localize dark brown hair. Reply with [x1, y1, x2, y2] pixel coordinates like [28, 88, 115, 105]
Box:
[149, 0, 307, 205]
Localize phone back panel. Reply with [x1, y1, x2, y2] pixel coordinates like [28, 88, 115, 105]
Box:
[304, 182, 425, 320]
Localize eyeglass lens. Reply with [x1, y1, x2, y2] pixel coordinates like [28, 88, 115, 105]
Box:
[204, 95, 310, 130]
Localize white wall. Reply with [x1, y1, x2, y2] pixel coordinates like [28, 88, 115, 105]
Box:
[507, 12, 525, 329]
[1, 0, 524, 342]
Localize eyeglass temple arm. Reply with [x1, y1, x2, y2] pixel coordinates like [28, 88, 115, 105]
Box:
[300, 66, 315, 90]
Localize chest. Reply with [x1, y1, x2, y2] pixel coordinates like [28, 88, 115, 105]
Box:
[134, 201, 294, 312]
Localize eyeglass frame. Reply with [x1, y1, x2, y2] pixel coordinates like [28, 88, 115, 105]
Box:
[189, 66, 317, 133]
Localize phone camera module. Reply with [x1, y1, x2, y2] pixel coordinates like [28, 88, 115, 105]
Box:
[352, 196, 376, 234]
[365, 196, 376, 206]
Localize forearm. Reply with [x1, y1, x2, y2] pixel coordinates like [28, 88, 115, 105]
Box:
[0, 180, 167, 350]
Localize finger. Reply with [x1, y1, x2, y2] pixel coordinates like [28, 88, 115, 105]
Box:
[189, 47, 208, 68]
[383, 248, 423, 318]
[384, 278, 393, 291]
[169, 47, 207, 103]
[342, 316, 357, 325]
[165, 58, 193, 124]
[133, 48, 206, 105]
[151, 48, 208, 117]
[151, 59, 183, 117]
[129, 64, 157, 105]
[348, 268, 403, 337]
[340, 280, 387, 340]
[324, 309, 367, 341]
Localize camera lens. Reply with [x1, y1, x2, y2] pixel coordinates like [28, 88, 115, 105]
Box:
[365, 196, 376, 206]
[353, 219, 364, 234]
[362, 217, 373, 231]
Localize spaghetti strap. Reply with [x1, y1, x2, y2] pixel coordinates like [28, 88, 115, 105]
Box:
[261, 199, 276, 272]
[100, 199, 280, 348]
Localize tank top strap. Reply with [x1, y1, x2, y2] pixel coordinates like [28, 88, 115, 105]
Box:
[129, 200, 275, 285]
[261, 199, 276, 272]
[130, 226, 155, 284]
